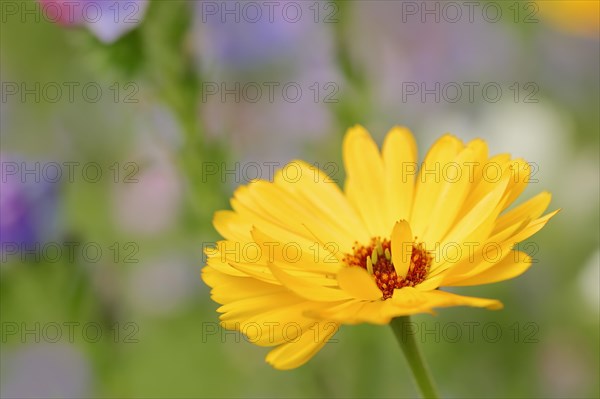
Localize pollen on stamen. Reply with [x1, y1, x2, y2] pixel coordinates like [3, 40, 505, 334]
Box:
[343, 237, 432, 300]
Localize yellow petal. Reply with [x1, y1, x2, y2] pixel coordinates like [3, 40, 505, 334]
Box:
[494, 191, 552, 234]
[227, 260, 290, 285]
[250, 227, 342, 275]
[268, 262, 352, 302]
[231, 188, 313, 243]
[218, 293, 302, 324]
[308, 299, 396, 325]
[411, 134, 464, 238]
[383, 126, 418, 226]
[343, 125, 388, 237]
[458, 153, 511, 219]
[203, 269, 286, 304]
[446, 251, 532, 287]
[248, 181, 352, 249]
[415, 274, 444, 291]
[232, 181, 355, 252]
[391, 220, 413, 278]
[391, 286, 430, 307]
[213, 210, 253, 242]
[421, 144, 477, 245]
[249, 320, 315, 347]
[221, 300, 331, 347]
[463, 138, 489, 187]
[235, 301, 326, 344]
[442, 173, 509, 245]
[266, 321, 339, 370]
[337, 266, 382, 300]
[487, 217, 531, 245]
[274, 160, 369, 248]
[424, 290, 503, 310]
[439, 209, 557, 284]
[205, 241, 248, 277]
[508, 209, 560, 244]
[501, 159, 531, 210]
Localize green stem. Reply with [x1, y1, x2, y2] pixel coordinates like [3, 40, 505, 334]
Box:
[390, 316, 439, 399]
[142, 1, 228, 231]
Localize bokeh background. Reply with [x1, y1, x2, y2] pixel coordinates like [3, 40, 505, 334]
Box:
[1, 1, 598, 398]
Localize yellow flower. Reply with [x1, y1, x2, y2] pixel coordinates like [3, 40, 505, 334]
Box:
[537, 0, 600, 38]
[202, 125, 558, 370]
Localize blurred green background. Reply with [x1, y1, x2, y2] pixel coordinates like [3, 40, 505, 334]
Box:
[1, 1, 598, 398]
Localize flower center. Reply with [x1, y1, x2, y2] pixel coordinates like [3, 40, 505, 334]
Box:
[343, 238, 432, 300]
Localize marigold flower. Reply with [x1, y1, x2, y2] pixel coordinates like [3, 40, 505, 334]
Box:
[537, 0, 600, 38]
[202, 125, 558, 370]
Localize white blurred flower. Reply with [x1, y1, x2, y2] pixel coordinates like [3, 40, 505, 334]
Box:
[577, 249, 600, 312]
[422, 100, 571, 183]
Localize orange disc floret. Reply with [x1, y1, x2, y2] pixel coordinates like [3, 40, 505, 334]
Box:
[343, 238, 432, 299]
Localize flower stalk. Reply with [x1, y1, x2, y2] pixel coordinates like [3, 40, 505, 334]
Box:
[390, 316, 439, 399]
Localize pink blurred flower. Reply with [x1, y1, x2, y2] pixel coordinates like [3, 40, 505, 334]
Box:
[112, 134, 183, 236]
[38, 0, 148, 43]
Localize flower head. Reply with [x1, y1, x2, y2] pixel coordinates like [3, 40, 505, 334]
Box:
[537, 0, 600, 38]
[1, 154, 59, 257]
[202, 125, 558, 369]
[39, 0, 148, 43]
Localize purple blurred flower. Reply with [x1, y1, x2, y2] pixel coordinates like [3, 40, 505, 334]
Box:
[38, 0, 149, 43]
[1, 344, 92, 398]
[0, 155, 59, 256]
[193, 2, 339, 160]
[201, 19, 304, 69]
[194, 1, 329, 73]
